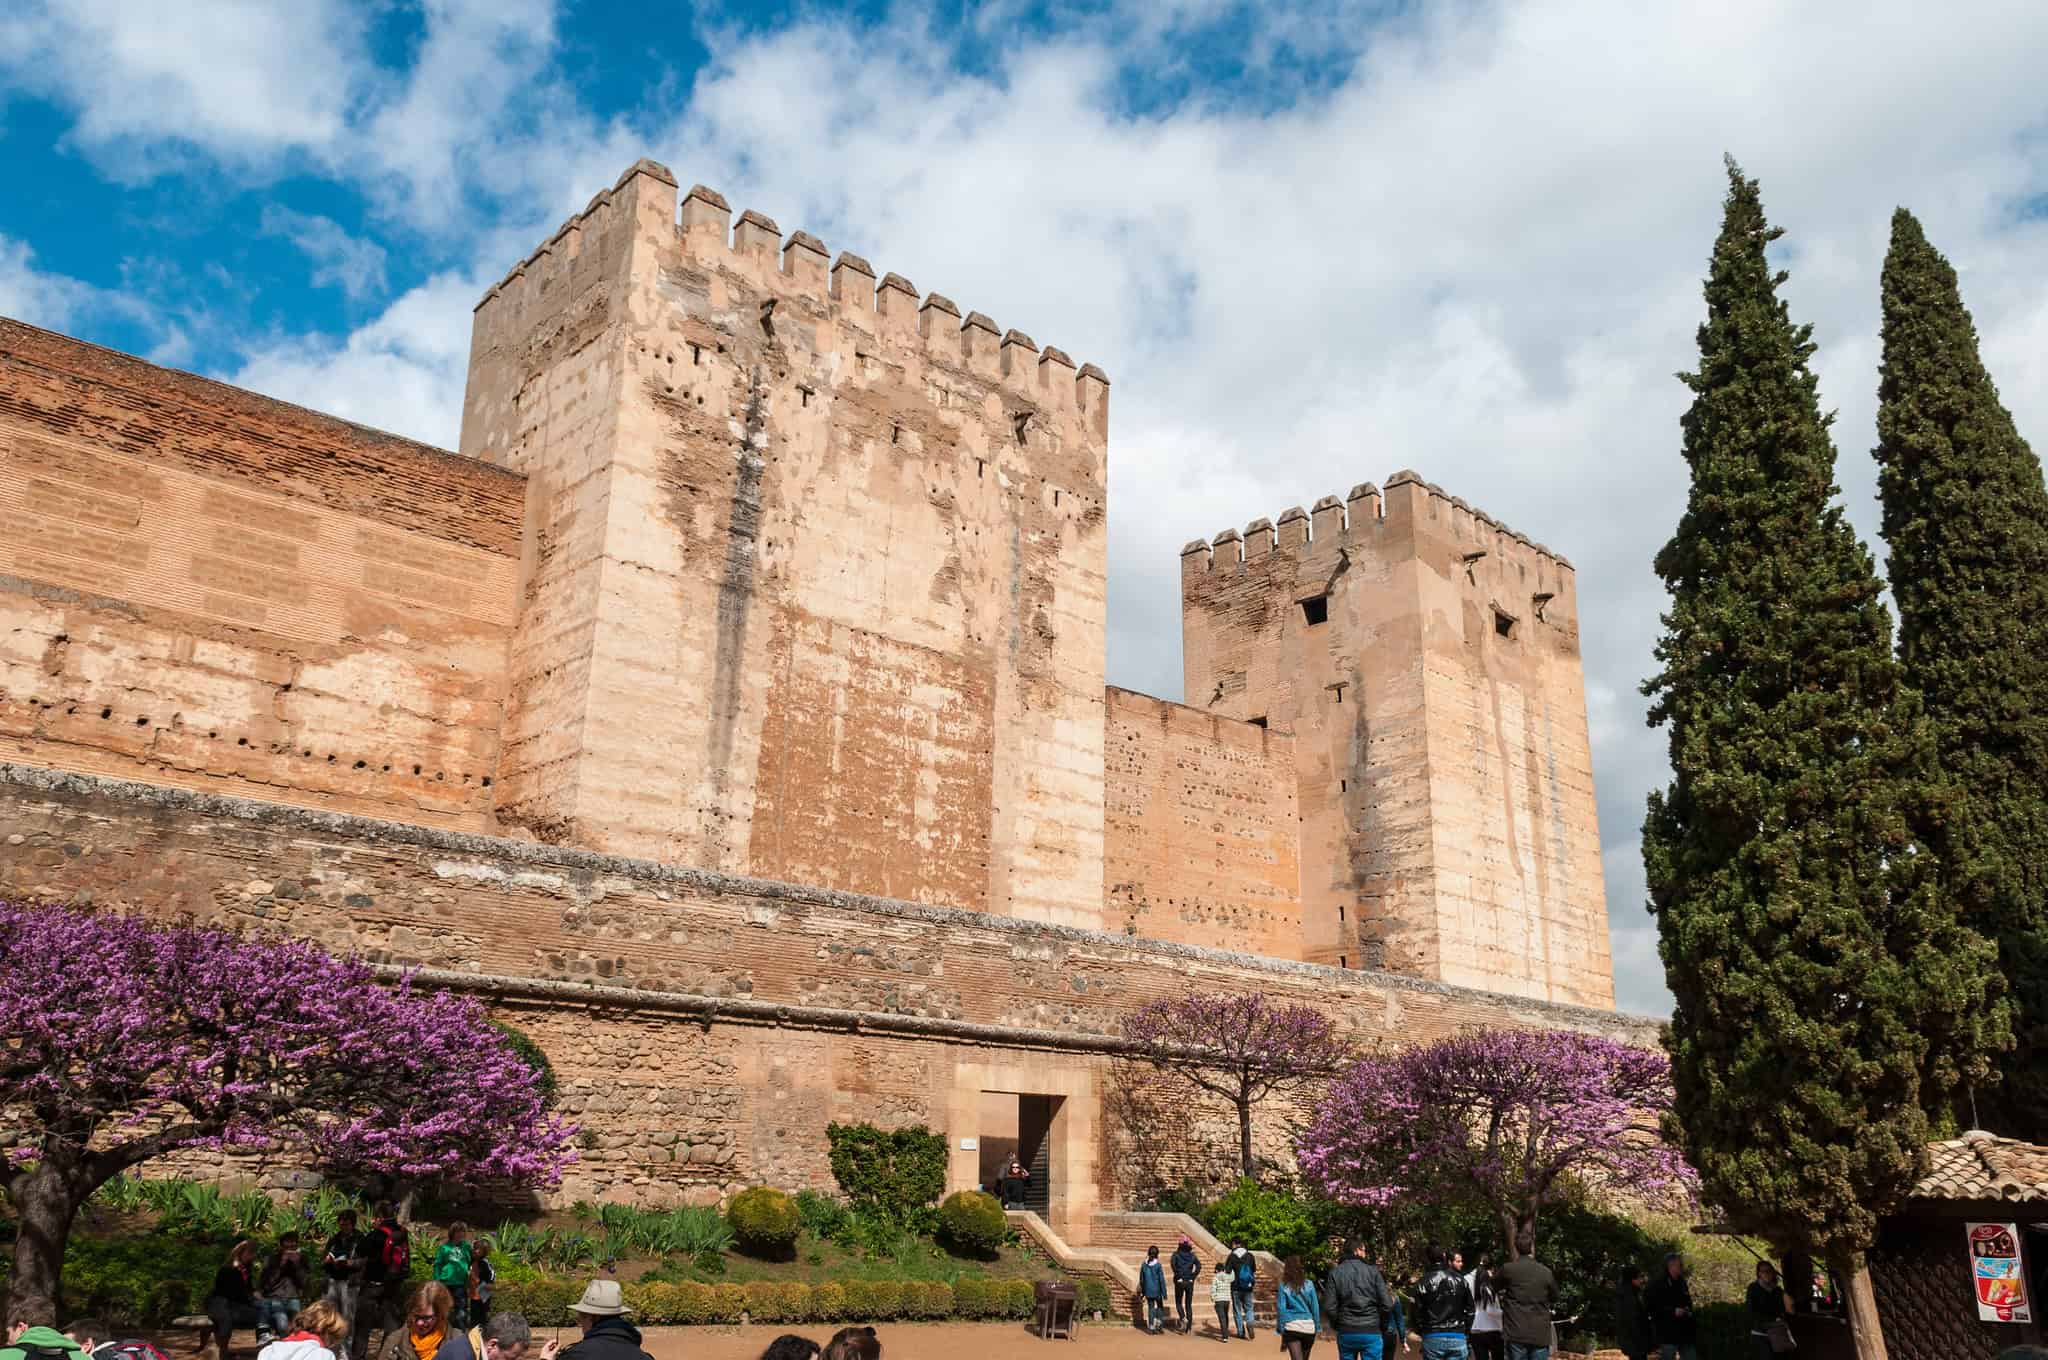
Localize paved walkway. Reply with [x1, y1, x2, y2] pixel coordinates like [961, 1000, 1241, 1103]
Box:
[634, 1319, 1256, 1359]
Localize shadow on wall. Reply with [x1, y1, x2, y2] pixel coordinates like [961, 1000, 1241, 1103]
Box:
[1102, 1061, 1295, 1208]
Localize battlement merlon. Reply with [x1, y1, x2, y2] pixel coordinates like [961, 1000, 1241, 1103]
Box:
[1179, 469, 1579, 620]
[474, 159, 1110, 431]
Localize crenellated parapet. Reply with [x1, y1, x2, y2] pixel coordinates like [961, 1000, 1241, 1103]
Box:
[1181, 470, 1571, 579]
[476, 159, 1110, 430]
[1179, 469, 1578, 634]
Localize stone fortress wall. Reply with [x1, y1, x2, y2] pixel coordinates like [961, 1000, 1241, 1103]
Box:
[1181, 475, 1612, 1006]
[0, 158, 1629, 1222]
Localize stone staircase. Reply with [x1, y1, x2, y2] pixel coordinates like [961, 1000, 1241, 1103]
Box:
[1006, 1209, 1281, 1329]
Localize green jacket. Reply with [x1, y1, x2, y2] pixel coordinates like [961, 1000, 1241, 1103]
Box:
[0, 1326, 84, 1360]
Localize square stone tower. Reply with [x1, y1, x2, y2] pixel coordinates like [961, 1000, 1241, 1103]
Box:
[1180, 471, 1614, 1007]
[460, 160, 1111, 928]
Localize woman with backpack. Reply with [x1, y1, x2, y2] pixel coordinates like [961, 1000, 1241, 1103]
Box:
[1273, 1256, 1322, 1360]
[356, 1205, 412, 1360]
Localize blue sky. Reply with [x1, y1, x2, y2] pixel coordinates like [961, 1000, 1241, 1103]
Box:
[5, 0, 2048, 1015]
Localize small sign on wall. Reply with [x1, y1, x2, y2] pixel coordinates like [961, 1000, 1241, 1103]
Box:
[959, 1137, 978, 1150]
[1968, 1222, 2032, 1322]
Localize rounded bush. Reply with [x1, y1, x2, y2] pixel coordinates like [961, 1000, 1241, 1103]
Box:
[936, 1189, 1007, 1258]
[726, 1186, 803, 1259]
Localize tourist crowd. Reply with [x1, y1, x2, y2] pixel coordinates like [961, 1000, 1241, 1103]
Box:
[0, 1205, 1912, 1360]
[1131, 1231, 1812, 1360]
[1, 1277, 886, 1360]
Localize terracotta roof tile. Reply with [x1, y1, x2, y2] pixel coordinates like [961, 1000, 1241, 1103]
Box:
[1912, 1132, 2048, 1203]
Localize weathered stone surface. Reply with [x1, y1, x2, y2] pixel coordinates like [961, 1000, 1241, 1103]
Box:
[0, 158, 1622, 1224]
[1180, 474, 1612, 1006]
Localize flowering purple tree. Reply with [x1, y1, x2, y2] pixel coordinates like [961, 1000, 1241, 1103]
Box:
[1296, 1030, 1694, 1258]
[0, 902, 575, 1314]
[1123, 990, 1350, 1180]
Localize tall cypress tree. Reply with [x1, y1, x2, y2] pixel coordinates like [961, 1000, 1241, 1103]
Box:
[1874, 208, 2047, 1133]
[1642, 163, 2004, 1305]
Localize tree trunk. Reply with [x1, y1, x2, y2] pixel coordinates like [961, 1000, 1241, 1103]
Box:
[6, 1160, 84, 1321]
[1499, 1209, 1524, 1261]
[1841, 1257, 1891, 1360]
[1236, 1099, 1255, 1181]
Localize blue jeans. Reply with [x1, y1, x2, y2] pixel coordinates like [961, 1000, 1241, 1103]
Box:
[1337, 1335, 1385, 1360]
[1232, 1286, 1254, 1338]
[1506, 1345, 1549, 1360]
[1423, 1338, 1470, 1360]
[1145, 1297, 1166, 1330]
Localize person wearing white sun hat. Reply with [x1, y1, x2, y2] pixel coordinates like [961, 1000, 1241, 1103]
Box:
[556, 1284, 650, 1360]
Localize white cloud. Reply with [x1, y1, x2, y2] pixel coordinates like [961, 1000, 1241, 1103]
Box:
[259, 206, 389, 301]
[149, 0, 2048, 1015]
[0, 0, 367, 171]
[0, 236, 149, 333]
[228, 272, 479, 441]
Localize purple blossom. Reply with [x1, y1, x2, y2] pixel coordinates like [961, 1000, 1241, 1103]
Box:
[1296, 1029, 1695, 1252]
[1124, 990, 1352, 1179]
[0, 900, 574, 1181]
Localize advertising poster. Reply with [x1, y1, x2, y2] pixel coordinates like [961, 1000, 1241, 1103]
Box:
[1968, 1222, 2033, 1323]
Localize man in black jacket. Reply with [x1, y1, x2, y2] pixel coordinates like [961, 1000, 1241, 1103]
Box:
[1170, 1237, 1203, 1334]
[1411, 1246, 1474, 1356]
[1323, 1239, 1397, 1360]
[1644, 1253, 1697, 1360]
[322, 1212, 367, 1354]
[1496, 1233, 1556, 1360]
[558, 1283, 652, 1360]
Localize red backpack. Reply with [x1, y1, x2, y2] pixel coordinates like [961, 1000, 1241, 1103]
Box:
[375, 1222, 411, 1278]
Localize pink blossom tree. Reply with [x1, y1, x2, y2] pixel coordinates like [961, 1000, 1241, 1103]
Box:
[0, 902, 575, 1315]
[1296, 1029, 1694, 1259]
[1123, 990, 1351, 1180]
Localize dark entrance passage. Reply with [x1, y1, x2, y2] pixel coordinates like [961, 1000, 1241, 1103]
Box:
[978, 1091, 1059, 1215]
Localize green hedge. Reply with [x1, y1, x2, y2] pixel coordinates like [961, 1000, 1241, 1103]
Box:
[493, 1271, 1057, 1326]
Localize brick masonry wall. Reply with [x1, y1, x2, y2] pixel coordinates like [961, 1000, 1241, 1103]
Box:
[0, 763, 1656, 1212]
[1103, 686, 1302, 958]
[0, 321, 525, 832]
[461, 163, 1110, 926]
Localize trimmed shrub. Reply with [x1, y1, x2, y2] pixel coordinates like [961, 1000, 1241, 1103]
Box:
[905, 1280, 953, 1319]
[951, 1276, 991, 1319]
[807, 1281, 846, 1321]
[840, 1279, 878, 1319]
[491, 1276, 581, 1327]
[711, 1282, 748, 1322]
[739, 1279, 810, 1323]
[1000, 1278, 1037, 1319]
[727, 1186, 803, 1260]
[1077, 1278, 1111, 1317]
[865, 1279, 905, 1320]
[935, 1189, 1007, 1258]
[672, 1281, 718, 1324]
[825, 1122, 947, 1222]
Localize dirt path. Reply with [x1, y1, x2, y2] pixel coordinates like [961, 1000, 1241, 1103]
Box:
[631, 1319, 1263, 1358]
